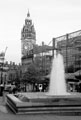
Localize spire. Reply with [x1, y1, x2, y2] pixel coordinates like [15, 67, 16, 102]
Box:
[27, 9, 30, 17]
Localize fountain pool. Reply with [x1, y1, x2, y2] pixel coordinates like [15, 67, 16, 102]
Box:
[6, 53, 81, 115]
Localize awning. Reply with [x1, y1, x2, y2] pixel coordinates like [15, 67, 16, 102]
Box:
[45, 73, 78, 81]
[45, 73, 75, 79]
[74, 70, 81, 76]
[65, 73, 75, 79]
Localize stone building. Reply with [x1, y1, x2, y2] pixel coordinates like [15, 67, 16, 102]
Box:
[33, 42, 53, 75]
[21, 11, 36, 73]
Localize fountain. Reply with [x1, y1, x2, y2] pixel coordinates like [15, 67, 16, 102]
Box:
[48, 53, 67, 95]
[6, 53, 81, 115]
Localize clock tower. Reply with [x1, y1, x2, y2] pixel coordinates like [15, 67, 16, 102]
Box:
[21, 11, 36, 67]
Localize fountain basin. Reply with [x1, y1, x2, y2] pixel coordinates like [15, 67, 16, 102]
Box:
[6, 92, 81, 115]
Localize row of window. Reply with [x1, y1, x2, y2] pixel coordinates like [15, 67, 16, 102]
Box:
[22, 33, 35, 39]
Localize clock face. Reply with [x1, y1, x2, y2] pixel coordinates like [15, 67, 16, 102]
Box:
[23, 42, 29, 51]
[24, 45, 28, 50]
[23, 41, 33, 54]
[22, 41, 34, 57]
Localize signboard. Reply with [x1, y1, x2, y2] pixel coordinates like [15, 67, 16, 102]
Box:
[39, 84, 42, 92]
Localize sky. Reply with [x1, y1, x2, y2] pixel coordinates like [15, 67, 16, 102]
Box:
[0, 0, 81, 64]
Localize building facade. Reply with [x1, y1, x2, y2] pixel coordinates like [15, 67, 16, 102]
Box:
[21, 11, 36, 72]
[56, 30, 81, 73]
[33, 42, 53, 75]
[55, 30, 81, 92]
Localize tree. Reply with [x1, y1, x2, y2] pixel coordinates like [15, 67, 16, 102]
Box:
[22, 63, 41, 91]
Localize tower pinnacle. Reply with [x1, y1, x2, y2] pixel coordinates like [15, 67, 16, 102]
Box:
[27, 10, 30, 17]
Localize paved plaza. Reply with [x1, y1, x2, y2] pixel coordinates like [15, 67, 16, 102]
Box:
[0, 97, 81, 120]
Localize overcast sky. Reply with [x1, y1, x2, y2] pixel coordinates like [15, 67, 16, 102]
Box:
[0, 0, 81, 64]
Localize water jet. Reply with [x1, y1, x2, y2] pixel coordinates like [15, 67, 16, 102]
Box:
[48, 53, 68, 95]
